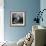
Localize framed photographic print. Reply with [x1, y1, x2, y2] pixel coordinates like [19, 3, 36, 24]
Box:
[10, 11, 25, 26]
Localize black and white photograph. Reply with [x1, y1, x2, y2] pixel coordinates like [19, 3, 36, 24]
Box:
[10, 11, 25, 26]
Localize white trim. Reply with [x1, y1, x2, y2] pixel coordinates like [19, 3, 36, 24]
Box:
[0, 0, 4, 42]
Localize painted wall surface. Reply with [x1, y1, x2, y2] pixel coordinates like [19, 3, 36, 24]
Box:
[4, 0, 40, 42]
[40, 0, 46, 27]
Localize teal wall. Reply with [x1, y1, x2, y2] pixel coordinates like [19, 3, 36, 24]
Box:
[4, 0, 40, 42]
